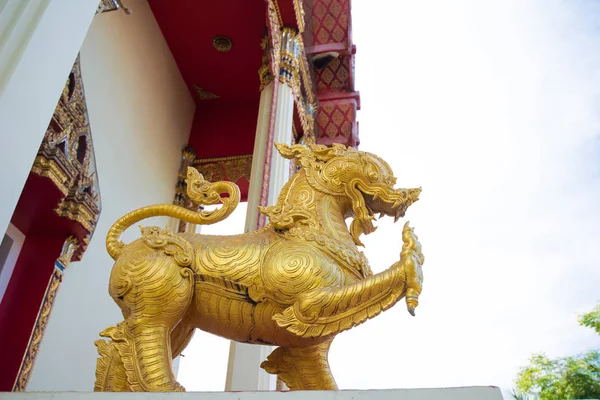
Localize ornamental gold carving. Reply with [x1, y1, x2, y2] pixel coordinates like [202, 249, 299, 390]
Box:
[193, 85, 219, 100]
[96, 0, 131, 14]
[212, 36, 233, 52]
[194, 154, 253, 184]
[32, 56, 101, 259]
[95, 144, 424, 391]
[14, 268, 64, 391]
[293, 0, 306, 33]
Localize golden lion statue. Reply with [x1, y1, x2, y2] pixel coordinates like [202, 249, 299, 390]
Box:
[94, 143, 424, 392]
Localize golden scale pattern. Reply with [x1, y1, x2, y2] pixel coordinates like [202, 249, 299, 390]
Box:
[94, 143, 424, 391]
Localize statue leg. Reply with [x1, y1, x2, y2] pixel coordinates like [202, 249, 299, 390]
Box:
[104, 250, 195, 391]
[171, 318, 195, 359]
[261, 337, 338, 390]
[94, 338, 129, 391]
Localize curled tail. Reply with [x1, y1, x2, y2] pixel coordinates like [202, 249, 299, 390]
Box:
[106, 167, 240, 260]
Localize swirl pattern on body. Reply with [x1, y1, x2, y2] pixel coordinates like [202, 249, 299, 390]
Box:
[260, 242, 344, 305]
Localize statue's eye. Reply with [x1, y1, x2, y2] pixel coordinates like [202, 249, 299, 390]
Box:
[368, 170, 378, 181]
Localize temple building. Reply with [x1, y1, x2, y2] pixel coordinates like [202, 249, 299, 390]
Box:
[0, 0, 360, 392]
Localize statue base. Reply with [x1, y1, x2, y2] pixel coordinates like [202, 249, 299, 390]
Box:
[4, 387, 506, 399]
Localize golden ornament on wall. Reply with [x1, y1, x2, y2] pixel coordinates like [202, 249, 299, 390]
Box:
[94, 143, 424, 392]
[213, 36, 233, 52]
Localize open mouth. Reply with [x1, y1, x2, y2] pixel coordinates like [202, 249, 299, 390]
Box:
[359, 189, 421, 222]
[348, 182, 421, 246]
[362, 192, 408, 223]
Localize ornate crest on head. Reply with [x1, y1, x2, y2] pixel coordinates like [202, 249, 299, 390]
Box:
[275, 143, 421, 246]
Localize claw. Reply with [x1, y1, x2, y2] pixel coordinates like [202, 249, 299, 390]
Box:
[407, 306, 416, 316]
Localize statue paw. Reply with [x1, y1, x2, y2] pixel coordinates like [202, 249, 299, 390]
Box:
[173, 382, 186, 392]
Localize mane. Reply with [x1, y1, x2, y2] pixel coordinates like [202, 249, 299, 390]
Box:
[259, 169, 319, 231]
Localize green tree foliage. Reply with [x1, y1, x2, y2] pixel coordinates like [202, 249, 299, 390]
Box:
[578, 304, 600, 336]
[514, 305, 600, 400]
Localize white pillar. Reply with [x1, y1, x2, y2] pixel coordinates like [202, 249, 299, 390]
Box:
[226, 29, 298, 391]
[225, 82, 280, 392]
[268, 82, 294, 199]
[244, 82, 274, 233]
[0, 0, 99, 235]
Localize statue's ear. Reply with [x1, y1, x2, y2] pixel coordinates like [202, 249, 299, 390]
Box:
[308, 143, 347, 162]
[274, 143, 308, 160]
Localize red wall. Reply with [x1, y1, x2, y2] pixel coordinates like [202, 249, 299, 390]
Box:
[0, 173, 79, 390]
[0, 233, 64, 390]
[188, 99, 260, 159]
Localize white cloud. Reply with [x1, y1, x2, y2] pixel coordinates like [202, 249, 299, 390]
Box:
[330, 0, 600, 390]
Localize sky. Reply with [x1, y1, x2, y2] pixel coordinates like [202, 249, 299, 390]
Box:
[179, 0, 600, 393]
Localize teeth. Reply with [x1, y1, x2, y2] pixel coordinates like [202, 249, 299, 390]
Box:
[393, 200, 401, 209]
[394, 208, 402, 223]
[366, 205, 374, 218]
[379, 212, 385, 219]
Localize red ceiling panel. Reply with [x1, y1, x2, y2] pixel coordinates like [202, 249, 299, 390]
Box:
[149, 0, 266, 101]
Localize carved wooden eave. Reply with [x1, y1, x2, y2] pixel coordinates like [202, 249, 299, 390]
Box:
[194, 154, 253, 185]
[263, 2, 316, 145]
[31, 55, 101, 260]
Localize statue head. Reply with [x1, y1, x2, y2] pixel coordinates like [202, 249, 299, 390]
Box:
[275, 143, 421, 246]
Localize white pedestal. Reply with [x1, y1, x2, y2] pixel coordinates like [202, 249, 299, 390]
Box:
[3, 387, 506, 399]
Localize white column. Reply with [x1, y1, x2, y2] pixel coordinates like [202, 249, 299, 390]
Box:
[226, 45, 297, 391]
[226, 81, 278, 392]
[244, 82, 274, 233]
[268, 82, 294, 200]
[0, 0, 99, 235]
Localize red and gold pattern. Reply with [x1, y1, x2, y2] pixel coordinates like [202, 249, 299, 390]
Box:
[31, 56, 101, 260]
[315, 54, 352, 94]
[316, 97, 358, 147]
[12, 269, 63, 391]
[12, 237, 78, 391]
[312, 0, 350, 47]
[195, 155, 253, 186]
[308, 0, 360, 147]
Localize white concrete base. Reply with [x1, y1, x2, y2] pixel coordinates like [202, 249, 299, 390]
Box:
[4, 387, 505, 399]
